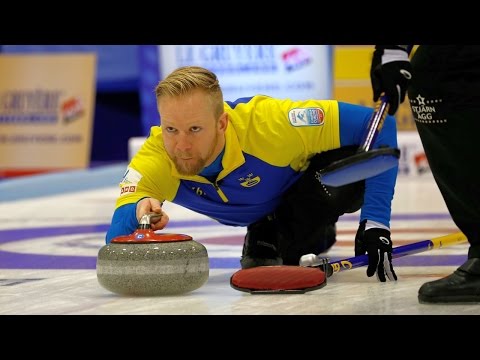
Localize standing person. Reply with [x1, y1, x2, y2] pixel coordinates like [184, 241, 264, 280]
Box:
[106, 65, 399, 282]
[370, 45, 480, 302]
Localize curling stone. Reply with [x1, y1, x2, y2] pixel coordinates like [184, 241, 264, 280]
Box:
[96, 213, 209, 296]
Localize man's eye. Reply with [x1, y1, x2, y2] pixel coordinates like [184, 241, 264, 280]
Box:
[165, 127, 176, 133]
[191, 127, 201, 133]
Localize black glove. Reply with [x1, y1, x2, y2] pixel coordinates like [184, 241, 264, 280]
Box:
[355, 220, 397, 282]
[370, 45, 412, 115]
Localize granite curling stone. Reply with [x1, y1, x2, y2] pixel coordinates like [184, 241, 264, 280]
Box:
[97, 213, 209, 296]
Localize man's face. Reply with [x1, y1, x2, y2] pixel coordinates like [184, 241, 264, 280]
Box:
[159, 89, 227, 176]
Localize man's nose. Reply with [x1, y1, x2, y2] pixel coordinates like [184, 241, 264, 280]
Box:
[176, 134, 192, 151]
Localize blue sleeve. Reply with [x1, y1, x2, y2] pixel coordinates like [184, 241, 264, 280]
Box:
[338, 102, 398, 228]
[105, 203, 138, 243]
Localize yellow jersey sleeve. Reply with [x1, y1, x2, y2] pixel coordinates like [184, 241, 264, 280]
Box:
[114, 126, 180, 209]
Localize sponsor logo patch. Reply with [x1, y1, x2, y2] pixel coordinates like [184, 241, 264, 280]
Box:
[121, 167, 142, 184]
[409, 94, 447, 124]
[119, 167, 142, 196]
[288, 108, 325, 126]
[120, 185, 137, 195]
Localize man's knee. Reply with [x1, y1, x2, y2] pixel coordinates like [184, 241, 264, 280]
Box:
[240, 216, 283, 269]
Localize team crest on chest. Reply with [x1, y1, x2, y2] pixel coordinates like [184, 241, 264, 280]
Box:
[239, 173, 261, 188]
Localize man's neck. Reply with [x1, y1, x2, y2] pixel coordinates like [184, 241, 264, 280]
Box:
[199, 146, 225, 182]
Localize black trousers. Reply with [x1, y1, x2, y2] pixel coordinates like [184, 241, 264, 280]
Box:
[251, 146, 365, 265]
[408, 45, 480, 258]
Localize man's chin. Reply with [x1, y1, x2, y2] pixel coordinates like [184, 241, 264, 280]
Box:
[177, 169, 198, 176]
[174, 162, 203, 176]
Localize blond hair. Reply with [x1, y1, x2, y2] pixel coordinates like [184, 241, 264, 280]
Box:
[155, 66, 224, 118]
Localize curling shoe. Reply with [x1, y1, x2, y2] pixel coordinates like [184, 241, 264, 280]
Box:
[418, 258, 480, 303]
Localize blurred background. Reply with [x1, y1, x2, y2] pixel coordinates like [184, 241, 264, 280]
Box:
[0, 45, 420, 180]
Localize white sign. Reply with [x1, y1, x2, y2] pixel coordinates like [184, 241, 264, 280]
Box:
[158, 45, 332, 101]
[397, 131, 431, 177]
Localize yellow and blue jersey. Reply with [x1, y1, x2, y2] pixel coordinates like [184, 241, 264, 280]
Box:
[106, 95, 397, 243]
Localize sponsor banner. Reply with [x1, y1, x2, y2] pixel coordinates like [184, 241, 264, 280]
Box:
[0, 54, 96, 175]
[1, 45, 136, 91]
[159, 45, 332, 101]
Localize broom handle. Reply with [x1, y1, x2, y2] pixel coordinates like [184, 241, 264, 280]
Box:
[302, 232, 467, 274]
[361, 45, 414, 152]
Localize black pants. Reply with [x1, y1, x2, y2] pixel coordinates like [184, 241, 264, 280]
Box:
[248, 146, 365, 265]
[408, 45, 480, 258]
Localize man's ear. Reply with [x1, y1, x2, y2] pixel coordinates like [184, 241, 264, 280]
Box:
[218, 112, 228, 131]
